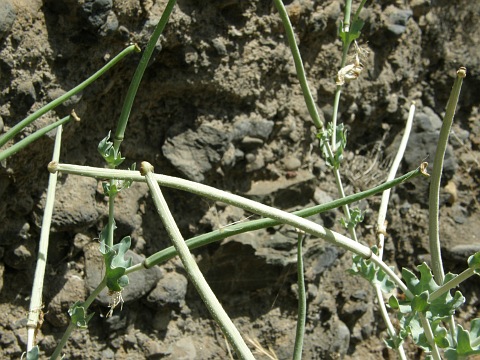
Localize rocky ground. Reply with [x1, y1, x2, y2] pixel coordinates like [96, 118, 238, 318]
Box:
[0, 0, 479, 359]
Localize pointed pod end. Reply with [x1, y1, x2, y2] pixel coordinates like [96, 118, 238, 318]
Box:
[420, 162, 430, 177]
[140, 161, 154, 176]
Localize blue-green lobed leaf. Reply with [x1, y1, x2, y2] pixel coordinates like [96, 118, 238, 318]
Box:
[100, 235, 132, 292]
[68, 301, 94, 329]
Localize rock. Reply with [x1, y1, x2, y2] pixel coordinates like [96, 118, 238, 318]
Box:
[162, 123, 230, 182]
[80, 0, 118, 35]
[84, 243, 162, 306]
[283, 155, 301, 171]
[385, 6, 413, 35]
[4, 239, 36, 270]
[245, 169, 315, 208]
[444, 244, 480, 264]
[146, 271, 188, 308]
[231, 114, 274, 142]
[327, 321, 350, 360]
[416, 107, 442, 132]
[46, 175, 99, 231]
[391, 106, 457, 205]
[14, 80, 36, 113]
[167, 337, 197, 360]
[46, 275, 86, 327]
[0, 0, 16, 41]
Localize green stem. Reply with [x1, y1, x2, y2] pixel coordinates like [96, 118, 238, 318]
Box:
[50, 322, 76, 360]
[140, 162, 255, 360]
[272, 0, 323, 130]
[428, 67, 466, 285]
[0, 113, 75, 162]
[419, 312, 441, 360]
[293, 233, 306, 360]
[377, 102, 416, 258]
[48, 161, 426, 269]
[343, 0, 353, 33]
[373, 285, 408, 360]
[113, 0, 177, 153]
[0, 45, 138, 149]
[139, 167, 423, 269]
[107, 185, 116, 249]
[26, 125, 64, 352]
[371, 104, 416, 360]
[50, 277, 107, 360]
[429, 267, 476, 302]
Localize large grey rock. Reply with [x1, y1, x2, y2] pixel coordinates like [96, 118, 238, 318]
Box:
[162, 123, 230, 182]
[146, 271, 188, 308]
[47, 175, 99, 231]
[0, 0, 16, 41]
[46, 275, 86, 327]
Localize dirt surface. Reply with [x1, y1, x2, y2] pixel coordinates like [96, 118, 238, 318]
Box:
[0, 0, 479, 359]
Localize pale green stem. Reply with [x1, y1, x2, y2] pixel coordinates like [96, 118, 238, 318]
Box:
[50, 277, 107, 360]
[372, 103, 415, 360]
[48, 162, 422, 296]
[377, 102, 416, 258]
[133, 167, 424, 271]
[343, 0, 353, 33]
[49, 322, 76, 360]
[374, 103, 415, 359]
[419, 312, 441, 360]
[373, 285, 408, 360]
[0, 45, 138, 149]
[26, 125, 64, 352]
[107, 186, 116, 249]
[0, 113, 76, 162]
[293, 233, 306, 360]
[331, 87, 342, 152]
[272, 0, 323, 129]
[333, 168, 357, 241]
[113, 0, 177, 153]
[428, 67, 466, 284]
[429, 267, 476, 302]
[140, 162, 255, 360]
[428, 67, 466, 343]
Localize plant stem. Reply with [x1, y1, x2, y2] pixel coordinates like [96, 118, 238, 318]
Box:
[50, 277, 107, 360]
[419, 312, 441, 360]
[428, 67, 466, 285]
[371, 103, 415, 360]
[107, 187, 116, 249]
[48, 161, 426, 268]
[377, 102, 416, 258]
[0, 45, 138, 149]
[135, 167, 424, 270]
[429, 267, 476, 302]
[272, 0, 323, 130]
[140, 162, 255, 360]
[113, 0, 177, 153]
[26, 124, 63, 352]
[373, 285, 408, 360]
[293, 233, 306, 360]
[343, 0, 353, 33]
[0, 112, 76, 162]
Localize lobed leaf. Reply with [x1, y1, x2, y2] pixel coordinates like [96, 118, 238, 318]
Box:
[68, 301, 94, 329]
[100, 235, 132, 292]
[445, 321, 480, 359]
[348, 247, 395, 294]
[468, 251, 480, 274]
[98, 131, 125, 167]
[26, 346, 39, 360]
